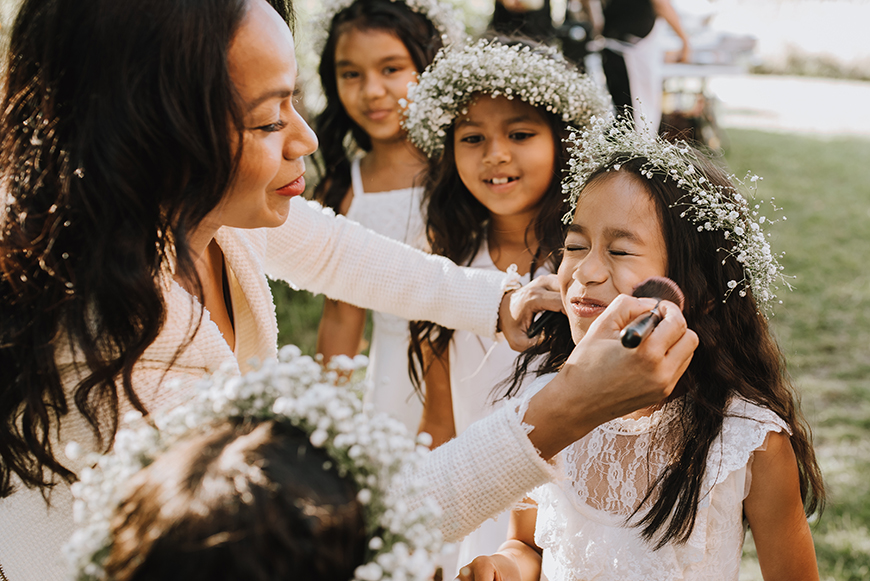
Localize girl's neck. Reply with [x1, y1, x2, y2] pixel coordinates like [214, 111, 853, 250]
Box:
[487, 211, 540, 275]
[359, 137, 426, 192]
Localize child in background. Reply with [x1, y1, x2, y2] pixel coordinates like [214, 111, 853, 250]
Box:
[67, 350, 443, 581]
[98, 420, 367, 581]
[459, 118, 825, 580]
[311, 0, 463, 434]
[402, 39, 609, 573]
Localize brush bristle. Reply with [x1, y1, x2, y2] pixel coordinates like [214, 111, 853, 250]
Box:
[631, 276, 685, 310]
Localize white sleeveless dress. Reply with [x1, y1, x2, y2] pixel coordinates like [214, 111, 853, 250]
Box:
[450, 239, 551, 576]
[344, 158, 427, 434]
[523, 373, 791, 581]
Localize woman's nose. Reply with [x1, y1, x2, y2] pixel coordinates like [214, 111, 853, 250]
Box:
[285, 108, 318, 159]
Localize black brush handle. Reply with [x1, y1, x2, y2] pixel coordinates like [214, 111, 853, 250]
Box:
[620, 306, 663, 348]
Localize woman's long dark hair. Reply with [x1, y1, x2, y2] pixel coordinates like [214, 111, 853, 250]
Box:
[407, 110, 570, 393]
[0, 0, 295, 498]
[506, 154, 825, 547]
[313, 0, 443, 211]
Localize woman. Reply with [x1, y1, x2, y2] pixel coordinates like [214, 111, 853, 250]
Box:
[0, 1, 696, 578]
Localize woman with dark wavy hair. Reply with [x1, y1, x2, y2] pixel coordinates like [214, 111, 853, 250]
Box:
[0, 0, 696, 578]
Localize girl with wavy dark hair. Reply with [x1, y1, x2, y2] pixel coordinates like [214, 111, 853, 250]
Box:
[401, 38, 609, 572]
[461, 121, 825, 581]
[312, 0, 459, 434]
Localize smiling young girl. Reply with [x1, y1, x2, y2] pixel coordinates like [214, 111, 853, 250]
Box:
[312, 0, 463, 433]
[460, 118, 825, 581]
[403, 39, 609, 571]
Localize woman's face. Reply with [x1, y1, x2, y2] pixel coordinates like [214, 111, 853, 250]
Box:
[214, 0, 318, 230]
[334, 27, 419, 145]
[559, 171, 669, 343]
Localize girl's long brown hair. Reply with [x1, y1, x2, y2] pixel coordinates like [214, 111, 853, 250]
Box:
[407, 110, 570, 393]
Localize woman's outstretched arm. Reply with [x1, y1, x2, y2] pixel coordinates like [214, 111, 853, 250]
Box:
[263, 198, 560, 348]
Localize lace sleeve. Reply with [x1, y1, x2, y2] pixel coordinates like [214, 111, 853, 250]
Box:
[401, 396, 557, 543]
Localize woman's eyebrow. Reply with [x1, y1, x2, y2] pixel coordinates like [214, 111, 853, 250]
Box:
[246, 88, 293, 113]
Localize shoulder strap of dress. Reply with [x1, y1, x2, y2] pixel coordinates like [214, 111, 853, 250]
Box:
[350, 157, 365, 197]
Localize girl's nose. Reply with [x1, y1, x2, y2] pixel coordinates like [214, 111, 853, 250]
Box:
[574, 249, 607, 286]
[362, 74, 387, 100]
[284, 107, 318, 160]
[483, 135, 510, 165]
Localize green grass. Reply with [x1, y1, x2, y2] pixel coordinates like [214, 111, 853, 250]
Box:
[273, 128, 870, 579]
[722, 129, 870, 580]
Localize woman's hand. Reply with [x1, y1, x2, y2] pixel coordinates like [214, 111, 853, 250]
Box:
[523, 294, 698, 460]
[498, 274, 563, 351]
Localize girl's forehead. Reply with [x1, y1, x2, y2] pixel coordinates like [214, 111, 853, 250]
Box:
[572, 172, 656, 223]
[462, 94, 548, 122]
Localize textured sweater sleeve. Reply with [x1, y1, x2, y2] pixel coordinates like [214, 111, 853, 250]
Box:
[404, 402, 556, 543]
[263, 197, 509, 339]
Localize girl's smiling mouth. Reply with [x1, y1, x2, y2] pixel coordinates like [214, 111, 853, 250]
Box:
[570, 296, 608, 318]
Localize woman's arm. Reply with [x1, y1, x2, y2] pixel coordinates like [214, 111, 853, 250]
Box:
[265, 198, 508, 339]
[743, 431, 819, 581]
[404, 296, 697, 541]
[457, 503, 542, 581]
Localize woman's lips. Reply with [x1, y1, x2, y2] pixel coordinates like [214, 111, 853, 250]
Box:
[569, 297, 608, 318]
[276, 175, 305, 197]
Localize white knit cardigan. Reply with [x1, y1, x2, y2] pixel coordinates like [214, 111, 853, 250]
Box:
[0, 198, 552, 581]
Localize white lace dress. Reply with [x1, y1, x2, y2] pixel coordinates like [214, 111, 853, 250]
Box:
[526, 374, 790, 581]
[449, 240, 551, 576]
[344, 158, 427, 434]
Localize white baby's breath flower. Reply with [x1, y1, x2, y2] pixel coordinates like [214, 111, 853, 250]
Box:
[308, 0, 464, 57]
[403, 39, 610, 157]
[66, 348, 441, 581]
[561, 115, 789, 314]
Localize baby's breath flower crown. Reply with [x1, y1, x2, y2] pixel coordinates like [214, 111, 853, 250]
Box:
[403, 39, 611, 157]
[65, 347, 442, 581]
[562, 116, 789, 313]
[310, 0, 464, 57]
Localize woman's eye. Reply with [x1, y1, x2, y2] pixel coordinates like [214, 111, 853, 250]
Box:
[257, 120, 286, 133]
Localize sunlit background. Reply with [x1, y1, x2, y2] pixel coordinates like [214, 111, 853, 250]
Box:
[0, 0, 867, 579]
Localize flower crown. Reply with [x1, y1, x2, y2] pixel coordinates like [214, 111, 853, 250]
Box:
[562, 115, 789, 313]
[65, 347, 443, 581]
[403, 39, 611, 157]
[309, 0, 465, 57]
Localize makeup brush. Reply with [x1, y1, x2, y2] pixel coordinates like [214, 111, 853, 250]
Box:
[620, 276, 685, 349]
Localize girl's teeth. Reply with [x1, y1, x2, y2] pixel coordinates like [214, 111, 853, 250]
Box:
[491, 177, 510, 185]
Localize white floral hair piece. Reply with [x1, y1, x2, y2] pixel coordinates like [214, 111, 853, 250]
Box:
[562, 115, 789, 313]
[402, 39, 611, 158]
[310, 0, 464, 57]
[64, 347, 443, 581]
